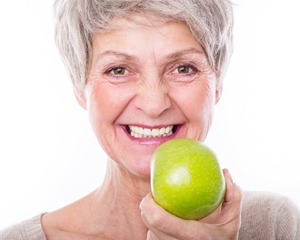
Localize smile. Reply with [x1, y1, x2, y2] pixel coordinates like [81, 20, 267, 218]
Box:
[127, 125, 176, 138]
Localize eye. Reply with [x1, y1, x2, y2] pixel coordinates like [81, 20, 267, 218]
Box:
[166, 63, 201, 84]
[173, 64, 199, 76]
[109, 67, 127, 75]
[102, 64, 138, 84]
[177, 65, 192, 74]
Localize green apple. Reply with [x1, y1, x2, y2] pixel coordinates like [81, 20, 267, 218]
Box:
[151, 138, 225, 220]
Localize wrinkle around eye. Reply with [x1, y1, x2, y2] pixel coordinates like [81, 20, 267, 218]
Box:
[87, 64, 136, 85]
[167, 69, 201, 84]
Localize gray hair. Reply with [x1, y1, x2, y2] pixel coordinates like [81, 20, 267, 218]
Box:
[54, 0, 234, 92]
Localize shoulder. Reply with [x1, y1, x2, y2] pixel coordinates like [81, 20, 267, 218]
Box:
[0, 214, 46, 240]
[239, 191, 300, 240]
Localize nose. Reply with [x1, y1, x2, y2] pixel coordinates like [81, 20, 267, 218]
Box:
[134, 82, 171, 118]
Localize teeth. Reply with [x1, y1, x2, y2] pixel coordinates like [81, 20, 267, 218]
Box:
[129, 125, 174, 138]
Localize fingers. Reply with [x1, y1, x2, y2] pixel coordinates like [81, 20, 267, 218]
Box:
[223, 168, 242, 203]
[140, 193, 210, 239]
[140, 169, 243, 240]
[220, 169, 243, 222]
[201, 168, 243, 240]
[199, 169, 243, 225]
[146, 230, 159, 240]
[140, 193, 182, 238]
[147, 229, 175, 240]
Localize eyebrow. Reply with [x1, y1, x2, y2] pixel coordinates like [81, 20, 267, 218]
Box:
[95, 51, 139, 63]
[166, 48, 206, 60]
[95, 47, 206, 64]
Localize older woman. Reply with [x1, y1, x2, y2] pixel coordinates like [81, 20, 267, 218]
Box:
[1, 0, 299, 239]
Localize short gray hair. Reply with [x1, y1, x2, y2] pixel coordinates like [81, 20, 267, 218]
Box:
[54, 0, 234, 92]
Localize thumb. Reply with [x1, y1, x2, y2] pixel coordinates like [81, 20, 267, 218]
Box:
[147, 230, 158, 240]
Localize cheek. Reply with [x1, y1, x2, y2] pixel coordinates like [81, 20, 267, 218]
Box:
[197, 85, 216, 118]
[175, 81, 216, 118]
[84, 83, 129, 157]
[85, 82, 136, 136]
[87, 84, 123, 119]
[86, 85, 111, 129]
[173, 81, 216, 140]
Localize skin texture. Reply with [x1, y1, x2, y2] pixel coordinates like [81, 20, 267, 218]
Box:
[42, 15, 242, 240]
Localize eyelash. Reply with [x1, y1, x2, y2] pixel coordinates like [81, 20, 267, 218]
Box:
[171, 63, 200, 76]
[102, 62, 201, 83]
[104, 65, 128, 77]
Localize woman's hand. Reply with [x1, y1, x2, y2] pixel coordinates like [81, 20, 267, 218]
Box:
[140, 169, 243, 240]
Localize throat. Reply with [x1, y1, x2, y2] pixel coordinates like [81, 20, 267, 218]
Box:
[101, 160, 151, 202]
[90, 162, 150, 238]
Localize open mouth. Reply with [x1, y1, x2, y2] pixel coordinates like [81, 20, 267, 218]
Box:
[125, 125, 178, 138]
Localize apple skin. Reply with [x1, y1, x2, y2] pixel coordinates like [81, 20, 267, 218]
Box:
[151, 138, 225, 220]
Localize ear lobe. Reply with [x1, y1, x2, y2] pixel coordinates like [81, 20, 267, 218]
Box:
[74, 88, 87, 110]
[215, 82, 223, 104]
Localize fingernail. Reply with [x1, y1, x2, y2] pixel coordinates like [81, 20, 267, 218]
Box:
[147, 230, 151, 239]
[139, 200, 143, 210]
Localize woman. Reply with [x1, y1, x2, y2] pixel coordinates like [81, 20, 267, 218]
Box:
[0, 0, 299, 239]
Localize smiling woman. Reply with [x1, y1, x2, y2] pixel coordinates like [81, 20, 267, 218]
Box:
[0, 0, 300, 240]
[78, 18, 221, 181]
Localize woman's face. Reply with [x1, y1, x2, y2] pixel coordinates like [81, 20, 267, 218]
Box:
[78, 16, 222, 178]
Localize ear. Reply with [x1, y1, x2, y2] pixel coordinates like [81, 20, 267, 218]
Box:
[215, 82, 223, 104]
[73, 88, 87, 110]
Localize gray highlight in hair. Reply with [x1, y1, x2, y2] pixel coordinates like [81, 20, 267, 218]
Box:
[54, 0, 234, 92]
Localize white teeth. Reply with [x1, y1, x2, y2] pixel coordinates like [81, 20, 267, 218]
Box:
[129, 125, 174, 138]
[159, 127, 165, 135]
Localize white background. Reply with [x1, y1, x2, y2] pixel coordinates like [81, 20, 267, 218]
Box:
[0, 0, 300, 229]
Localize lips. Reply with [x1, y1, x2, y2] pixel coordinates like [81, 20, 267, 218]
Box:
[126, 125, 177, 138]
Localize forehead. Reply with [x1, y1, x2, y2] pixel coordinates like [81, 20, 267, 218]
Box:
[97, 13, 184, 35]
[91, 15, 204, 58]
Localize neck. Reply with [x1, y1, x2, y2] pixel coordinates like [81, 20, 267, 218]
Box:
[90, 159, 151, 239]
[102, 159, 151, 199]
[43, 159, 151, 240]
